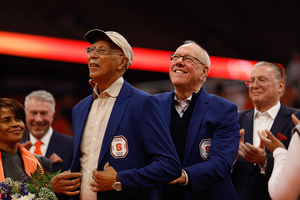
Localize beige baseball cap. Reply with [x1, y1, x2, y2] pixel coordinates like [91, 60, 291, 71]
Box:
[84, 29, 133, 69]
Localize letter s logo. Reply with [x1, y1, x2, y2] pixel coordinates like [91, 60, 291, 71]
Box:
[111, 136, 129, 159]
[205, 146, 210, 154]
[116, 143, 122, 151]
[199, 138, 211, 160]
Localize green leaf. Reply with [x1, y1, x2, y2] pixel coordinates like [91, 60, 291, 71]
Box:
[23, 164, 59, 199]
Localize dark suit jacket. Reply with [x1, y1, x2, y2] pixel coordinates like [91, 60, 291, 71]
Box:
[34, 154, 53, 173]
[70, 80, 181, 200]
[21, 129, 73, 173]
[155, 88, 240, 200]
[231, 102, 300, 200]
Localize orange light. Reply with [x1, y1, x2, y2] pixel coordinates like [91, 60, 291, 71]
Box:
[0, 31, 88, 63]
[0, 30, 261, 81]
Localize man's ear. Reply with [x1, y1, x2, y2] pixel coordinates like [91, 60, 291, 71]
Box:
[278, 79, 285, 92]
[52, 111, 56, 120]
[200, 66, 209, 81]
[117, 57, 128, 70]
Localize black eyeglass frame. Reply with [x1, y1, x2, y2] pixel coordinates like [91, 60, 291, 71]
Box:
[170, 54, 206, 66]
[244, 79, 269, 88]
[85, 47, 124, 57]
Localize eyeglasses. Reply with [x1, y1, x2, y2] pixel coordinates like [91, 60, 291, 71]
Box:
[85, 47, 124, 57]
[245, 78, 269, 87]
[170, 54, 205, 66]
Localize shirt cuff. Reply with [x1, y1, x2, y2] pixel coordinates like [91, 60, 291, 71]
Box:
[180, 169, 188, 186]
[273, 147, 288, 156]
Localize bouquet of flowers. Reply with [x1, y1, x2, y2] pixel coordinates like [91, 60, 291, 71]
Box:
[0, 165, 60, 200]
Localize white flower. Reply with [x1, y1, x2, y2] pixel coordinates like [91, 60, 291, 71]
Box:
[0, 164, 59, 200]
[27, 192, 36, 199]
[11, 194, 30, 200]
[11, 194, 19, 200]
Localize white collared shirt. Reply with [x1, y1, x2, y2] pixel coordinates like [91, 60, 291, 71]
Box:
[80, 77, 123, 200]
[253, 101, 281, 147]
[253, 101, 280, 174]
[29, 127, 53, 156]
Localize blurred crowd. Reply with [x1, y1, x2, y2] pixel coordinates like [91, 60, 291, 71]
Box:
[16, 53, 300, 137]
[2, 52, 299, 139]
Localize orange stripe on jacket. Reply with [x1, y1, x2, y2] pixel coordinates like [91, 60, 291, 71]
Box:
[0, 143, 44, 182]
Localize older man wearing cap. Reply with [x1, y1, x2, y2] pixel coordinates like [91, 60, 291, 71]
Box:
[50, 29, 181, 200]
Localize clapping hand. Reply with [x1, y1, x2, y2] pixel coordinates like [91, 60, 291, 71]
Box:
[238, 129, 266, 165]
[258, 114, 300, 153]
[258, 130, 285, 153]
[21, 141, 33, 150]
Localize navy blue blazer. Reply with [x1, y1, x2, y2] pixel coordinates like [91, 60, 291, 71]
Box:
[155, 88, 240, 200]
[21, 130, 73, 173]
[231, 102, 300, 200]
[70, 81, 181, 200]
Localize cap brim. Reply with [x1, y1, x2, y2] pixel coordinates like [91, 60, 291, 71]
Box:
[84, 29, 110, 44]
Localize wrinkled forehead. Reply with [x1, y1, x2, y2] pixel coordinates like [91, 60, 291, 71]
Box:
[27, 98, 52, 110]
[176, 43, 202, 58]
[250, 65, 275, 79]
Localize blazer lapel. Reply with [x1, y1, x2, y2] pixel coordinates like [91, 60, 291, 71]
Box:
[97, 81, 130, 166]
[183, 89, 209, 166]
[159, 90, 174, 131]
[73, 95, 94, 161]
[243, 111, 254, 144]
[46, 131, 57, 158]
[270, 102, 291, 137]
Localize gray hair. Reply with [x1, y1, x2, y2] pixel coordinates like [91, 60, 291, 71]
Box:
[254, 61, 284, 81]
[182, 40, 211, 67]
[254, 61, 285, 96]
[24, 90, 56, 113]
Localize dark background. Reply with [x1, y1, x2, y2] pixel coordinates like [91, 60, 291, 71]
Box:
[1, 0, 300, 112]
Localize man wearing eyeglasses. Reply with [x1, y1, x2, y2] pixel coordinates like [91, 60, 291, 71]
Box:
[50, 29, 181, 200]
[231, 61, 300, 200]
[155, 41, 240, 200]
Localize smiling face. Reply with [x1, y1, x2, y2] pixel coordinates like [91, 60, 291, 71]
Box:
[169, 43, 209, 98]
[249, 65, 284, 112]
[87, 39, 127, 92]
[25, 97, 54, 140]
[0, 107, 25, 151]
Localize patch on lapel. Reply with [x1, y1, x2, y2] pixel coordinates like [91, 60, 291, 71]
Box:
[110, 135, 129, 159]
[199, 138, 211, 160]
